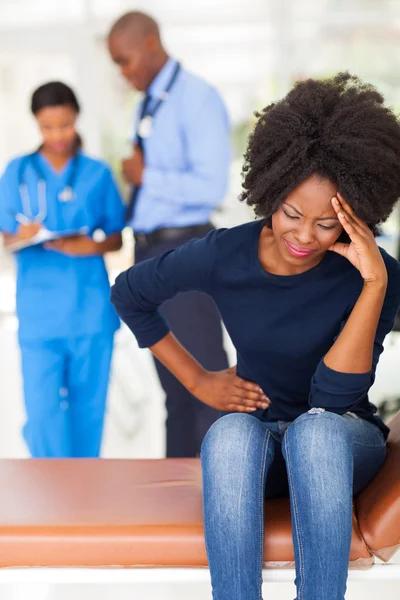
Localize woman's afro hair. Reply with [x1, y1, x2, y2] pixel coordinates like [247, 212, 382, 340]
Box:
[240, 72, 400, 235]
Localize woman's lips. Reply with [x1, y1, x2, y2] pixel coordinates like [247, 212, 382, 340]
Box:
[52, 143, 69, 152]
[284, 239, 316, 258]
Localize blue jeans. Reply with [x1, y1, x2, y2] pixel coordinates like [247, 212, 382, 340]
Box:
[201, 410, 387, 600]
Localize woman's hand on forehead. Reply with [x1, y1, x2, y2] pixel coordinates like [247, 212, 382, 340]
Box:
[328, 193, 387, 285]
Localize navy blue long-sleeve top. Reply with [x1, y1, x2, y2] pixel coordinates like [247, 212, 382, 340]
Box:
[111, 220, 400, 438]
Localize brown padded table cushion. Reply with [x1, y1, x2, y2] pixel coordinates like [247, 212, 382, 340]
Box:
[0, 458, 371, 567]
[356, 411, 400, 561]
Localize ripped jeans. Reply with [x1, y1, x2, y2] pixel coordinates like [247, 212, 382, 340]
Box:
[201, 409, 387, 600]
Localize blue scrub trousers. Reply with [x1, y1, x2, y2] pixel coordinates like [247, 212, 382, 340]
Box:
[19, 332, 114, 458]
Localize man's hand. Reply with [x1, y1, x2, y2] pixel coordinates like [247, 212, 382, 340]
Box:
[122, 146, 144, 186]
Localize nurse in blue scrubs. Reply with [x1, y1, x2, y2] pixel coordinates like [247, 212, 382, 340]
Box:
[0, 81, 125, 458]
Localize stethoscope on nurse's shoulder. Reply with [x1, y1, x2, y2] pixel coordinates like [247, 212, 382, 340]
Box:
[16, 150, 80, 226]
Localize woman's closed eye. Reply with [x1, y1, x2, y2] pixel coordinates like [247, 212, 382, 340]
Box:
[283, 210, 298, 220]
[283, 210, 336, 231]
[318, 223, 336, 231]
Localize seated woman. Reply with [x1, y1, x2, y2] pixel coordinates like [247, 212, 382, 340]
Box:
[111, 73, 400, 600]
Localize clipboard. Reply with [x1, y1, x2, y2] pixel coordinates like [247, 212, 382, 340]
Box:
[2, 226, 89, 254]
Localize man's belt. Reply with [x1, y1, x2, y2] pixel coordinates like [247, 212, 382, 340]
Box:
[134, 223, 212, 248]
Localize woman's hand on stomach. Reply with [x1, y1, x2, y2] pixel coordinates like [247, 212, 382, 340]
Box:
[191, 366, 271, 413]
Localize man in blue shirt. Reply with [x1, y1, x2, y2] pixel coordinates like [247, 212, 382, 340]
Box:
[108, 11, 230, 457]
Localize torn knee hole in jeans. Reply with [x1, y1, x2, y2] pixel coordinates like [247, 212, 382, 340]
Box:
[307, 408, 359, 419]
[345, 412, 359, 419]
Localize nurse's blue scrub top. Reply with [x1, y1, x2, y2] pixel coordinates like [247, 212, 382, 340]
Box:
[0, 152, 125, 341]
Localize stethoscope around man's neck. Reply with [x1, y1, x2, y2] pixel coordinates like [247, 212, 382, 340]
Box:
[137, 61, 182, 140]
[16, 150, 80, 226]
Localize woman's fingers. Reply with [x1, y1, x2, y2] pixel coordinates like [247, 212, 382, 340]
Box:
[233, 376, 264, 395]
[337, 210, 358, 235]
[328, 241, 350, 257]
[219, 373, 271, 411]
[336, 192, 354, 212]
[332, 198, 365, 239]
[231, 384, 270, 411]
[335, 194, 370, 234]
[232, 388, 267, 401]
[227, 400, 271, 413]
[231, 396, 271, 410]
[336, 193, 358, 219]
[228, 404, 258, 413]
[223, 397, 271, 412]
[234, 378, 269, 402]
[47, 239, 64, 249]
[332, 196, 355, 224]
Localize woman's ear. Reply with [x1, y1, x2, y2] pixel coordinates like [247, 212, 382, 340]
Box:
[264, 216, 273, 229]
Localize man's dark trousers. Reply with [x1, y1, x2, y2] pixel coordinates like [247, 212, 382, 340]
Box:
[134, 224, 229, 457]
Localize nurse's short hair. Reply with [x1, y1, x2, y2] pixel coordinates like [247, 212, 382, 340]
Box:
[240, 72, 400, 236]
